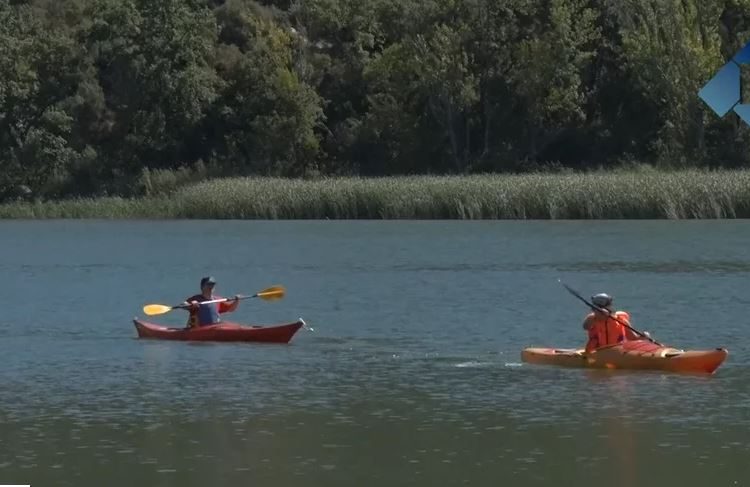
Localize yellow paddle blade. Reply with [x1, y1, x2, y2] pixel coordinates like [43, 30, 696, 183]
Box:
[255, 285, 286, 301]
[143, 304, 173, 316]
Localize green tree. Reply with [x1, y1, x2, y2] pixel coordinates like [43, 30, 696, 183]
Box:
[616, 0, 723, 165]
[83, 0, 219, 183]
[363, 19, 478, 173]
[0, 2, 84, 198]
[204, 1, 323, 175]
[509, 0, 600, 162]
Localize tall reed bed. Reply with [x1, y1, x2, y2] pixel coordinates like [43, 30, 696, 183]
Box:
[0, 196, 175, 219]
[2, 170, 749, 219]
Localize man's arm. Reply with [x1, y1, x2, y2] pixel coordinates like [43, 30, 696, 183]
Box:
[219, 296, 240, 313]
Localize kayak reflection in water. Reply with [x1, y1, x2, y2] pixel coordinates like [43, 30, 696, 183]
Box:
[183, 276, 240, 328]
[582, 293, 649, 353]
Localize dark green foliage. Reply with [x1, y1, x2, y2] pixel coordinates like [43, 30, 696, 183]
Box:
[0, 0, 747, 200]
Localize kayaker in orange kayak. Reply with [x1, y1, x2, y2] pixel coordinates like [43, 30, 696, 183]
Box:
[583, 293, 645, 352]
[183, 276, 240, 328]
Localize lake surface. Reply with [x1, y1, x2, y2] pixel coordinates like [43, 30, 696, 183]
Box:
[1, 220, 749, 486]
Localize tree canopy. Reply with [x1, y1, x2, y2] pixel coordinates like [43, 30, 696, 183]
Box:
[1, 0, 748, 200]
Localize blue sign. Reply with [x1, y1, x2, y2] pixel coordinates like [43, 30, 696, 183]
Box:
[699, 42, 750, 124]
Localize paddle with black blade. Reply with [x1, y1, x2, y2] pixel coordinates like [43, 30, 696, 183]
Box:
[142, 285, 286, 316]
[558, 279, 663, 347]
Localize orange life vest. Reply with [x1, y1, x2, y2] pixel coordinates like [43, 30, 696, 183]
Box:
[585, 311, 631, 352]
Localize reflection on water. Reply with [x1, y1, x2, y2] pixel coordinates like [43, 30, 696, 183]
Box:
[2, 335, 749, 486]
[299, 258, 750, 276]
[554, 260, 750, 274]
[0, 220, 749, 486]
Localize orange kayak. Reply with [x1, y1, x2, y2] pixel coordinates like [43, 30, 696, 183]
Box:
[133, 318, 304, 343]
[521, 340, 728, 374]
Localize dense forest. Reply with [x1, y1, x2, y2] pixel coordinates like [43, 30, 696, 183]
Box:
[2, 0, 750, 201]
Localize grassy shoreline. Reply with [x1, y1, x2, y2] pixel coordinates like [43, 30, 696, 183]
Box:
[2, 170, 750, 219]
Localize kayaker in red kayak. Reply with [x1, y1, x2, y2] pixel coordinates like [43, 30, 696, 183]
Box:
[183, 276, 240, 328]
[583, 293, 645, 352]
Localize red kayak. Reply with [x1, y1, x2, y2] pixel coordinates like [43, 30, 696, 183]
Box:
[133, 318, 304, 343]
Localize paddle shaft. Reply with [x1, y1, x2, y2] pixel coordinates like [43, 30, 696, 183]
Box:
[143, 285, 285, 316]
[176, 294, 257, 310]
[560, 281, 664, 346]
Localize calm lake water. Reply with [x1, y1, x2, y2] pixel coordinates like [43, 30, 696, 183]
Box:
[1, 220, 749, 486]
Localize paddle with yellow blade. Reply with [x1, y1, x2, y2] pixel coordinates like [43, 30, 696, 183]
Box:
[142, 285, 286, 316]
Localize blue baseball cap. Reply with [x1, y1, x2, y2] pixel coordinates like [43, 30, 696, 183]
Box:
[200, 276, 217, 287]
